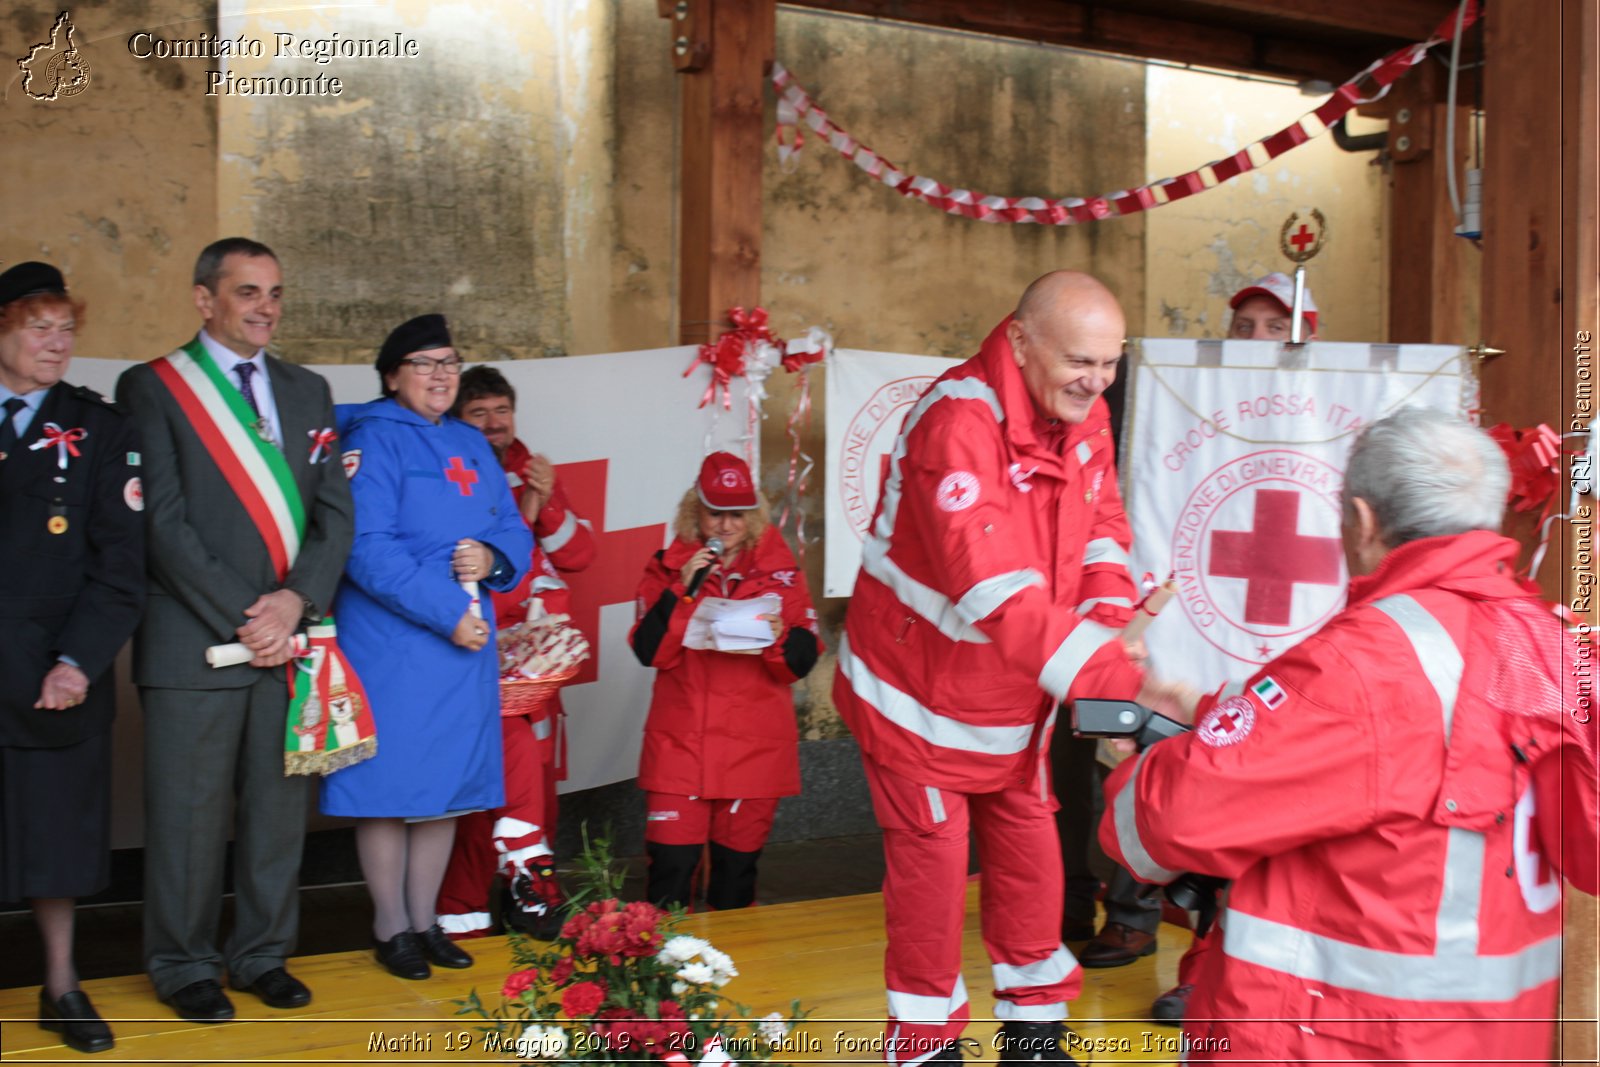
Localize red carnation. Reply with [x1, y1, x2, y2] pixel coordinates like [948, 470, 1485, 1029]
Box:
[622, 900, 666, 925]
[595, 1007, 639, 1049]
[501, 968, 538, 1001]
[560, 979, 607, 1018]
[560, 911, 593, 941]
[548, 957, 574, 985]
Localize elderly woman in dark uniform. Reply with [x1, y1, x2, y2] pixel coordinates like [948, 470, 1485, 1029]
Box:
[0, 262, 145, 1053]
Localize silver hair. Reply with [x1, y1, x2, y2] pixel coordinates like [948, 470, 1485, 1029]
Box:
[1342, 407, 1509, 546]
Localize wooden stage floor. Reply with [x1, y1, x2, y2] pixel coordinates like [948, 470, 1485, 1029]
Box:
[1, 884, 1194, 1064]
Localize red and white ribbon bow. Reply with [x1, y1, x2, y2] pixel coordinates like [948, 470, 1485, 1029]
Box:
[684, 306, 783, 410]
[307, 427, 337, 464]
[29, 422, 87, 470]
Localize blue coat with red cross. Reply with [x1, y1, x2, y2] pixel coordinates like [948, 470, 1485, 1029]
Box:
[320, 398, 532, 818]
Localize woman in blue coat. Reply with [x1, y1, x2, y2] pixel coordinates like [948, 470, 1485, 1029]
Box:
[321, 314, 531, 980]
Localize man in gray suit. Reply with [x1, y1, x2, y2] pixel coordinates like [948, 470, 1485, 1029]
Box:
[116, 238, 354, 1022]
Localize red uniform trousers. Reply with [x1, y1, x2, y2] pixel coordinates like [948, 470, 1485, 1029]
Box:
[642, 793, 779, 852]
[436, 713, 555, 937]
[863, 755, 1082, 1065]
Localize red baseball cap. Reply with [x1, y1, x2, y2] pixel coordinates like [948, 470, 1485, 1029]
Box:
[697, 451, 759, 510]
[1230, 272, 1319, 334]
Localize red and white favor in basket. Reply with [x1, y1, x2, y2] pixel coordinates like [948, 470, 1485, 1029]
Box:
[497, 597, 591, 718]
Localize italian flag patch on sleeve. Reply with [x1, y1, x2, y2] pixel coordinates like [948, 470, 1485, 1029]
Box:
[1251, 676, 1287, 709]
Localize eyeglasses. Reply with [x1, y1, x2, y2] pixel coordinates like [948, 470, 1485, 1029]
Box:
[400, 356, 464, 374]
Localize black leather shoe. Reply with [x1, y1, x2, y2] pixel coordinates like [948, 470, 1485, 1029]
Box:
[161, 978, 236, 1022]
[39, 990, 115, 1053]
[235, 967, 311, 1009]
[374, 930, 431, 980]
[418, 924, 473, 969]
[1077, 921, 1157, 968]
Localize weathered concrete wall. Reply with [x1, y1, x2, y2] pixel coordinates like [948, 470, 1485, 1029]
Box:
[216, 1, 617, 365]
[1, 1, 217, 360]
[1142, 66, 1388, 342]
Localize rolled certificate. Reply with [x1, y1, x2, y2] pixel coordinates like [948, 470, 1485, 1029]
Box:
[1121, 577, 1177, 646]
[206, 632, 310, 668]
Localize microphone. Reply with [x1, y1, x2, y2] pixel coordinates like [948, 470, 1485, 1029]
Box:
[683, 536, 724, 601]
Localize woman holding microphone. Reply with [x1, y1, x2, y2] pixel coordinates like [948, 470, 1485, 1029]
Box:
[321, 315, 531, 979]
[629, 453, 821, 910]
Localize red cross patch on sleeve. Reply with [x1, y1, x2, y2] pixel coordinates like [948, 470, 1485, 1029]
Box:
[936, 471, 980, 512]
[1196, 695, 1257, 748]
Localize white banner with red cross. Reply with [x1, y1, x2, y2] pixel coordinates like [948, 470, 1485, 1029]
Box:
[1125, 338, 1470, 686]
[823, 347, 960, 597]
[73, 350, 754, 846]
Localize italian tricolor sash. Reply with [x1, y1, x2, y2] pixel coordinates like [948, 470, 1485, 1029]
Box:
[152, 341, 376, 774]
[149, 339, 305, 579]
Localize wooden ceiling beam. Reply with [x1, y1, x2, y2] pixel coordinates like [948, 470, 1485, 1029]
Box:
[1160, 0, 1456, 43]
[786, 0, 1401, 83]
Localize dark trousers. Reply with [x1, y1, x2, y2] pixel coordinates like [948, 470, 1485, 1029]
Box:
[1050, 731, 1161, 933]
[141, 677, 312, 996]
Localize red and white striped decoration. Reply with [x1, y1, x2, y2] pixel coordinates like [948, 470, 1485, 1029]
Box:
[772, 2, 1479, 225]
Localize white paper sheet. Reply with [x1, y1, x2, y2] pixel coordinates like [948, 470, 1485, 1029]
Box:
[684, 594, 782, 651]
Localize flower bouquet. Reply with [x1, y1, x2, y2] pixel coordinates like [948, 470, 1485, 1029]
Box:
[459, 833, 806, 1064]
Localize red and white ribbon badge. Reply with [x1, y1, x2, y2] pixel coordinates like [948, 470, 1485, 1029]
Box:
[30, 422, 87, 470]
[308, 427, 338, 464]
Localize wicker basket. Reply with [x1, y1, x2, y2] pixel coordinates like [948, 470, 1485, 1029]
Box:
[499, 664, 581, 718]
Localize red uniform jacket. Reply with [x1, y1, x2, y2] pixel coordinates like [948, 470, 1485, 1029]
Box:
[834, 317, 1144, 793]
[1101, 531, 1598, 1065]
[488, 437, 595, 628]
[629, 525, 821, 799]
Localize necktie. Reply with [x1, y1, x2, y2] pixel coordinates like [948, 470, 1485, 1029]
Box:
[235, 362, 262, 417]
[0, 396, 26, 455]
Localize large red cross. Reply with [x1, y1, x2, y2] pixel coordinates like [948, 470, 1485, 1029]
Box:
[1290, 224, 1316, 253]
[445, 456, 479, 496]
[1209, 488, 1342, 625]
[555, 459, 668, 686]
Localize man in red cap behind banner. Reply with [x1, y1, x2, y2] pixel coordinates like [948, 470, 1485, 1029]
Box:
[834, 271, 1185, 1065]
[1227, 272, 1318, 341]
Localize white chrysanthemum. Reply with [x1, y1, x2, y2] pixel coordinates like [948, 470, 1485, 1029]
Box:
[674, 961, 715, 986]
[758, 1012, 788, 1045]
[700, 946, 737, 980]
[671, 980, 689, 996]
[515, 1024, 568, 1060]
[658, 935, 710, 964]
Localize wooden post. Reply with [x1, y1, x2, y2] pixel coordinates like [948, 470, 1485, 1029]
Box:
[660, 0, 777, 346]
[1481, 1, 1568, 589]
[1383, 63, 1478, 345]
[1483, 4, 1598, 1063]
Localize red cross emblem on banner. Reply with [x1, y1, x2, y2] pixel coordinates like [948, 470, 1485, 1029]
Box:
[1209, 488, 1342, 626]
[553, 459, 668, 685]
[1290, 224, 1316, 253]
[444, 456, 479, 496]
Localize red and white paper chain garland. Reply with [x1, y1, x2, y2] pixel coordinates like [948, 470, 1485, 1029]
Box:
[772, 2, 1479, 225]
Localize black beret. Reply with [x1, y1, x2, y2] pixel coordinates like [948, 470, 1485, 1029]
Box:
[0, 261, 67, 308]
[377, 313, 452, 376]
